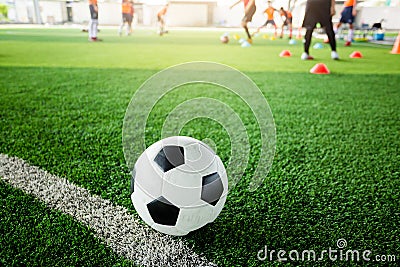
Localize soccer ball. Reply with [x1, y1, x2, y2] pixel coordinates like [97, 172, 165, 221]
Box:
[130, 136, 228, 236]
[220, 35, 229, 44]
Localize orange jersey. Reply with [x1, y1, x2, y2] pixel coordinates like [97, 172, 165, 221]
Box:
[344, 0, 355, 7]
[265, 7, 275, 20]
[280, 10, 292, 19]
[89, 0, 97, 5]
[158, 7, 167, 17]
[122, 2, 133, 14]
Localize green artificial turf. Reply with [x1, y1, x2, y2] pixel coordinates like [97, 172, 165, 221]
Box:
[0, 181, 134, 266]
[0, 28, 399, 266]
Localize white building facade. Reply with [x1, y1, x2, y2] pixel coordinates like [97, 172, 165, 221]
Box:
[1, 0, 399, 30]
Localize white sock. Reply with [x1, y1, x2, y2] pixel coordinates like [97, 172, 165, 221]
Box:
[348, 29, 354, 41]
[88, 20, 93, 38]
[92, 19, 98, 38]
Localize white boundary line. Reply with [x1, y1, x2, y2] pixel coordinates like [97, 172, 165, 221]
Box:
[0, 154, 217, 267]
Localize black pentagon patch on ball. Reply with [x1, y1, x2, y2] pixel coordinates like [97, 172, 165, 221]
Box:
[130, 168, 136, 194]
[147, 196, 180, 226]
[201, 172, 224, 206]
[154, 146, 185, 172]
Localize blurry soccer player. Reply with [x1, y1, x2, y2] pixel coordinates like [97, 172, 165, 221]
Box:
[279, 7, 293, 39]
[335, 0, 357, 46]
[88, 0, 100, 41]
[253, 1, 277, 37]
[119, 0, 134, 36]
[157, 3, 169, 36]
[230, 0, 256, 43]
[301, 0, 339, 60]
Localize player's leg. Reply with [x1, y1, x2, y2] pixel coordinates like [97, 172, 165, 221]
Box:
[157, 16, 161, 35]
[303, 27, 314, 58]
[159, 17, 165, 35]
[339, 6, 354, 46]
[92, 19, 98, 39]
[288, 20, 293, 39]
[280, 23, 285, 38]
[326, 20, 339, 59]
[346, 23, 354, 46]
[252, 22, 265, 36]
[263, 21, 271, 34]
[161, 18, 165, 34]
[89, 5, 99, 41]
[88, 5, 95, 40]
[301, 1, 316, 59]
[88, 19, 93, 40]
[126, 15, 132, 35]
[242, 20, 252, 40]
[118, 22, 123, 36]
[127, 20, 132, 35]
[335, 22, 342, 34]
[161, 16, 168, 34]
[119, 15, 125, 36]
[243, 6, 255, 41]
[273, 21, 277, 37]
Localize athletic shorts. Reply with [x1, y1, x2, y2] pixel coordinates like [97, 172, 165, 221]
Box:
[122, 13, 133, 23]
[263, 19, 276, 26]
[340, 6, 354, 24]
[302, 0, 332, 29]
[89, 5, 98, 20]
[242, 5, 256, 23]
[157, 15, 164, 22]
[283, 17, 292, 26]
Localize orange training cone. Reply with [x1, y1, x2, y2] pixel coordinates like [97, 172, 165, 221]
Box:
[350, 51, 363, 58]
[279, 50, 292, 57]
[390, 32, 400, 54]
[310, 63, 330, 74]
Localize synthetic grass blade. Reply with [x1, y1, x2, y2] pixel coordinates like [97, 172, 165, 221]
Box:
[0, 154, 217, 267]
